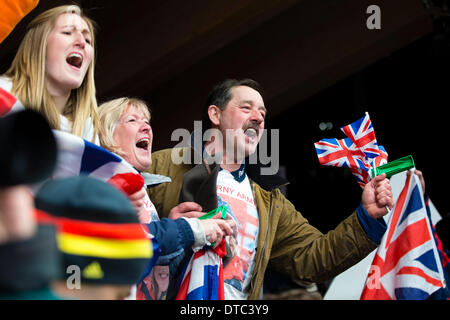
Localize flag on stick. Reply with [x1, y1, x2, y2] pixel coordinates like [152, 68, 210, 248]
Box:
[314, 113, 388, 187]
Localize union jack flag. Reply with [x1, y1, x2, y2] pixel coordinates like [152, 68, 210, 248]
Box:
[314, 113, 388, 187]
[341, 112, 376, 149]
[51, 130, 143, 188]
[360, 171, 446, 299]
[340, 112, 388, 166]
[314, 137, 369, 170]
[176, 240, 226, 300]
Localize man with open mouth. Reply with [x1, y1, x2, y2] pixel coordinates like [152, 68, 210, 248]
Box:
[147, 78, 395, 300]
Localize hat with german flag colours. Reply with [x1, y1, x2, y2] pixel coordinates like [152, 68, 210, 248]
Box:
[34, 176, 152, 285]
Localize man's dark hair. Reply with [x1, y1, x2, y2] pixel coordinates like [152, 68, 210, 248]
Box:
[201, 78, 263, 132]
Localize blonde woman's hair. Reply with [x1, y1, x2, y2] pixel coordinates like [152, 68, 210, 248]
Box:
[3, 4, 99, 140]
[98, 97, 151, 156]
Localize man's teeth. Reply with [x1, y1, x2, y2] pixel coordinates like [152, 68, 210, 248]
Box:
[245, 128, 257, 138]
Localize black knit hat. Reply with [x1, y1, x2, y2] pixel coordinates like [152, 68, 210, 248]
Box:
[34, 176, 152, 285]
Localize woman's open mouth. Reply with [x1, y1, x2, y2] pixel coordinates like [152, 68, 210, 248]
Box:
[136, 138, 150, 151]
[66, 52, 83, 69]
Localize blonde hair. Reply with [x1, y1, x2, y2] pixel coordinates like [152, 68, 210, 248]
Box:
[3, 5, 99, 140]
[98, 97, 151, 156]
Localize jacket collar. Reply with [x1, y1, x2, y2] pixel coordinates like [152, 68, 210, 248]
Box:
[219, 163, 247, 183]
[141, 172, 172, 188]
[188, 130, 288, 191]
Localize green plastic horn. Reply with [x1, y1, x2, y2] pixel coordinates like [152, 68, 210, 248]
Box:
[371, 155, 415, 179]
[198, 205, 228, 247]
[199, 205, 227, 220]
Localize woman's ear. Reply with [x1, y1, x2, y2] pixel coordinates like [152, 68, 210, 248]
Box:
[207, 105, 221, 126]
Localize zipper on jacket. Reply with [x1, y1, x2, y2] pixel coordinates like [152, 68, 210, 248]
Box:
[250, 190, 273, 297]
[248, 181, 288, 298]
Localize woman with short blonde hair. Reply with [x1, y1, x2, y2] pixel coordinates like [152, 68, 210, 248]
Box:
[98, 97, 151, 156]
[98, 97, 235, 300]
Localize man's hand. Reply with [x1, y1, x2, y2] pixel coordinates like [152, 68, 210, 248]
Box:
[170, 202, 236, 248]
[169, 202, 205, 219]
[362, 173, 394, 219]
[412, 169, 425, 194]
[200, 219, 235, 248]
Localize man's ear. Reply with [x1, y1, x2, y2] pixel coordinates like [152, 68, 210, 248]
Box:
[207, 105, 221, 126]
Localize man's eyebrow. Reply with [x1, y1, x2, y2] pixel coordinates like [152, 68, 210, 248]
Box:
[241, 100, 266, 108]
[240, 100, 267, 114]
[259, 105, 267, 113]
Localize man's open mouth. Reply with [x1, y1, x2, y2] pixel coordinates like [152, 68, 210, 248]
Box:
[244, 127, 258, 139]
[66, 52, 83, 69]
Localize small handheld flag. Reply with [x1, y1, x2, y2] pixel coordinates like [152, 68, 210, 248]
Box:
[314, 112, 388, 187]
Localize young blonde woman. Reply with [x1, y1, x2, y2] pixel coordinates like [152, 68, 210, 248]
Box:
[1, 4, 99, 142]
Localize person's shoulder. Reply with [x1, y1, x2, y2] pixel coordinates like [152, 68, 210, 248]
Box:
[250, 178, 286, 198]
[152, 147, 178, 159]
[0, 76, 13, 91]
[150, 147, 192, 174]
[152, 147, 191, 161]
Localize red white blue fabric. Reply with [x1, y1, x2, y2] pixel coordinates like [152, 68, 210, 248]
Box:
[425, 197, 450, 300]
[52, 130, 130, 179]
[51, 130, 161, 223]
[0, 79, 25, 116]
[176, 240, 226, 300]
[314, 113, 388, 187]
[360, 172, 446, 299]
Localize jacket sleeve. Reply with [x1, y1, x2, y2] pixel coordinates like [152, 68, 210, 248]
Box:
[268, 191, 378, 283]
[356, 203, 387, 244]
[147, 218, 194, 259]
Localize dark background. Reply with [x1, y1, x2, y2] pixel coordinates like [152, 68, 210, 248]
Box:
[269, 34, 450, 232]
[1, 1, 448, 234]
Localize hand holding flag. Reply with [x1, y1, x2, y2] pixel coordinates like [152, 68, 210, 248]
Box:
[361, 173, 394, 219]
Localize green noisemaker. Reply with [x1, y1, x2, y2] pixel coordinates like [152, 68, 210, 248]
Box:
[199, 205, 227, 220]
[199, 205, 228, 246]
[371, 155, 415, 179]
